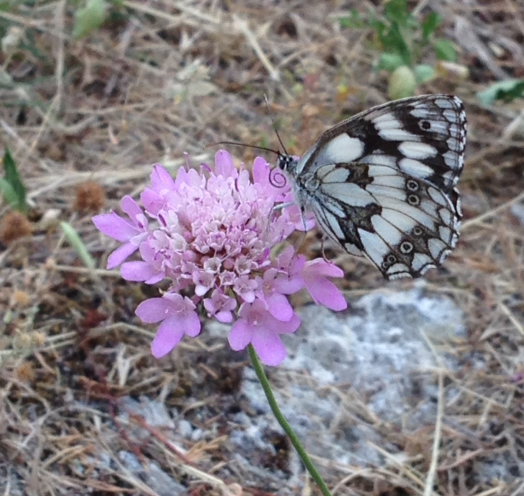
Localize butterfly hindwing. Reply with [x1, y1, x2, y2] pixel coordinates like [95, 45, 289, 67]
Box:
[279, 94, 467, 280]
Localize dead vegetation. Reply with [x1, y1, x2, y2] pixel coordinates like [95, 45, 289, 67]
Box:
[0, 1, 523, 495]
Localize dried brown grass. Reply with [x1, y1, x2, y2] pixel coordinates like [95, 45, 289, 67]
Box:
[1, 1, 523, 495]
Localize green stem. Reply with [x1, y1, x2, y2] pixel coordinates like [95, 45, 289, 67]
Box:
[247, 345, 332, 496]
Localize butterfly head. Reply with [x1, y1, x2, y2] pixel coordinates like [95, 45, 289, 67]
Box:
[277, 154, 297, 175]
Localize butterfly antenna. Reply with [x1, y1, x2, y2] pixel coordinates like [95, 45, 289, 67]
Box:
[205, 141, 280, 156]
[264, 94, 288, 155]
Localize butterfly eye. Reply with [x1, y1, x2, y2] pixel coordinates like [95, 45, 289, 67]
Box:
[406, 179, 419, 191]
[420, 120, 431, 130]
[400, 241, 414, 254]
[407, 194, 421, 206]
[412, 226, 423, 236]
[382, 254, 397, 268]
[277, 156, 287, 170]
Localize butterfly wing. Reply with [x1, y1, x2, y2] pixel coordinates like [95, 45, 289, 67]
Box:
[294, 95, 467, 279]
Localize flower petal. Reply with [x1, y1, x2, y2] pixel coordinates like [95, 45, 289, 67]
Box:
[107, 242, 138, 269]
[252, 157, 270, 185]
[174, 166, 190, 189]
[136, 298, 171, 323]
[265, 292, 293, 321]
[121, 260, 162, 282]
[93, 213, 137, 242]
[251, 327, 287, 366]
[214, 150, 237, 178]
[228, 318, 253, 351]
[178, 309, 201, 337]
[140, 188, 163, 215]
[302, 259, 347, 311]
[305, 277, 347, 311]
[151, 316, 185, 357]
[269, 312, 301, 335]
[150, 164, 176, 192]
[120, 196, 143, 219]
[215, 310, 234, 323]
[305, 259, 344, 278]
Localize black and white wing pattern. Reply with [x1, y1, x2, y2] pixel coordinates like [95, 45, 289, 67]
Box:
[277, 94, 467, 280]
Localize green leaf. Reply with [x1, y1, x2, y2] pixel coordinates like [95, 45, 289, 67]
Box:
[2, 148, 28, 213]
[72, 0, 107, 39]
[378, 53, 405, 72]
[369, 17, 387, 44]
[433, 38, 457, 61]
[384, 0, 410, 27]
[0, 1, 12, 13]
[339, 9, 366, 29]
[387, 22, 412, 66]
[60, 221, 96, 269]
[0, 177, 18, 207]
[422, 12, 441, 40]
[477, 79, 524, 106]
[414, 64, 435, 84]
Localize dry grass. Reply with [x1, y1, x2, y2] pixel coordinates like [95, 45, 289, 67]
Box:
[1, 1, 523, 495]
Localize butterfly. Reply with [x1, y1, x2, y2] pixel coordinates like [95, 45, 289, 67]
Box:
[276, 94, 467, 280]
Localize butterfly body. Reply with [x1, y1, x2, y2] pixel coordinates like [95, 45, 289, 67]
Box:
[277, 94, 467, 280]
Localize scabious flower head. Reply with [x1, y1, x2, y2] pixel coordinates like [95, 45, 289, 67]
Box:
[93, 151, 347, 365]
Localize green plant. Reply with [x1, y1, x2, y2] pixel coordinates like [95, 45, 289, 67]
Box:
[1, 148, 28, 214]
[340, 0, 459, 99]
[72, 0, 108, 39]
[60, 221, 96, 269]
[477, 79, 524, 106]
[72, 0, 125, 39]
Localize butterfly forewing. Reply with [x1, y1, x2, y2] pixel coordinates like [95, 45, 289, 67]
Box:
[280, 94, 467, 280]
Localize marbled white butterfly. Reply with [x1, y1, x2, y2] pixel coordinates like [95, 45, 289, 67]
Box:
[277, 94, 467, 280]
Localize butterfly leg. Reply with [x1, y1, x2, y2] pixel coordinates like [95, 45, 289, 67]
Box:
[271, 201, 295, 212]
[263, 202, 296, 239]
[320, 235, 330, 263]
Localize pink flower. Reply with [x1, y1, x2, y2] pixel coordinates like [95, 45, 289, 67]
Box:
[136, 294, 201, 358]
[229, 300, 300, 366]
[121, 240, 165, 283]
[303, 259, 347, 311]
[92, 196, 149, 269]
[93, 150, 347, 366]
[140, 164, 178, 215]
[203, 290, 237, 323]
[257, 268, 294, 322]
[273, 246, 306, 294]
[214, 149, 238, 178]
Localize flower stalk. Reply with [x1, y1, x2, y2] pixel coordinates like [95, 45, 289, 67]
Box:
[93, 152, 348, 494]
[248, 345, 332, 496]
